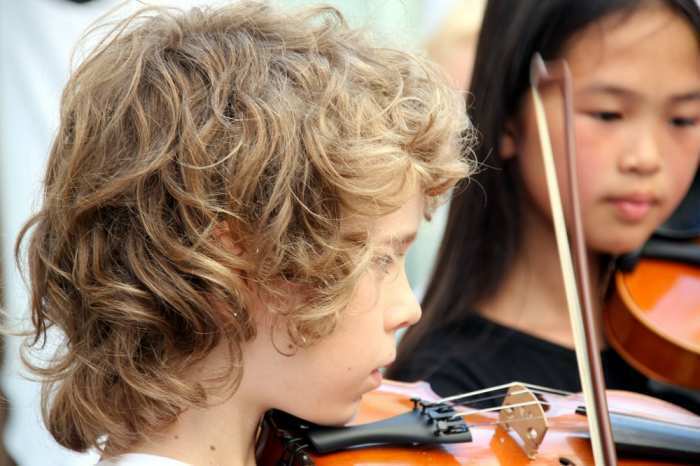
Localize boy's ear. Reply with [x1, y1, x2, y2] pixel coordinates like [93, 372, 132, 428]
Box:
[498, 121, 518, 160]
[213, 222, 244, 256]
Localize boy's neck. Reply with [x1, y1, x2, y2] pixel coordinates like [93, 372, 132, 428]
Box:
[124, 345, 264, 466]
[480, 199, 604, 350]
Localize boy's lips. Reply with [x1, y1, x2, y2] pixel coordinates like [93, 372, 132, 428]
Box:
[368, 357, 394, 388]
[369, 369, 383, 387]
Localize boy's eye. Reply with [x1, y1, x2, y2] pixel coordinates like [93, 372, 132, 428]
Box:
[372, 254, 395, 274]
[671, 116, 698, 127]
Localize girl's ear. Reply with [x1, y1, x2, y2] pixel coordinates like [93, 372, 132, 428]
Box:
[499, 121, 518, 160]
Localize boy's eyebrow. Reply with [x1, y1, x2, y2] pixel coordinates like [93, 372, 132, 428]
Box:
[579, 84, 700, 103]
[381, 232, 418, 251]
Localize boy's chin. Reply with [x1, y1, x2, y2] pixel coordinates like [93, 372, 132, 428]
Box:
[324, 403, 360, 426]
[294, 401, 360, 427]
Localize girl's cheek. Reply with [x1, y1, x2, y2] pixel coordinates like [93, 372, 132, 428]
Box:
[576, 122, 614, 169]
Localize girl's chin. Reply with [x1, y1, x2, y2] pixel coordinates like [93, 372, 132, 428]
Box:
[590, 232, 650, 257]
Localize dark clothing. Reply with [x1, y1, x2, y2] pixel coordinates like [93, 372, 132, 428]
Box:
[392, 312, 700, 414]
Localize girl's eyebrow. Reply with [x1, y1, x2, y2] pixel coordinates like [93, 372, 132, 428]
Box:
[670, 91, 700, 104]
[579, 83, 700, 103]
[578, 84, 638, 99]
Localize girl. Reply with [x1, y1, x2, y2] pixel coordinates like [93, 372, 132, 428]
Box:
[15, 2, 471, 465]
[389, 0, 700, 412]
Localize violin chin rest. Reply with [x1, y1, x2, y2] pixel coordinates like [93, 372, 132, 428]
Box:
[268, 403, 472, 455]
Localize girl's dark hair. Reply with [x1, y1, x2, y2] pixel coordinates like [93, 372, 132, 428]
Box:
[389, 0, 700, 379]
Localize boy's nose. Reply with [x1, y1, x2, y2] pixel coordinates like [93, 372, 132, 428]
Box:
[386, 271, 422, 332]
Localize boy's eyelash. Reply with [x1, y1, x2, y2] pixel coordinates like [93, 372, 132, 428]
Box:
[374, 254, 394, 265]
[372, 254, 395, 273]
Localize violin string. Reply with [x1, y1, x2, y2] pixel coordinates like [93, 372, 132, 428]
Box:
[438, 392, 700, 432]
[434, 382, 521, 404]
[447, 397, 700, 430]
[450, 399, 550, 419]
[428, 388, 574, 413]
[448, 388, 699, 420]
[445, 391, 515, 407]
[292, 443, 310, 457]
[522, 383, 572, 396]
[526, 387, 572, 397]
[443, 389, 546, 408]
[451, 395, 587, 415]
[433, 382, 571, 405]
[465, 415, 552, 429]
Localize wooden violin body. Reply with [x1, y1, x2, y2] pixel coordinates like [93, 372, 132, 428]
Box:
[606, 239, 700, 390]
[605, 172, 700, 390]
[257, 380, 700, 466]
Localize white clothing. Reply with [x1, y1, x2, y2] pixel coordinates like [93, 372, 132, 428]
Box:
[96, 453, 190, 466]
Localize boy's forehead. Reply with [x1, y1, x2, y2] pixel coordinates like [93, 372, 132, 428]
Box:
[340, 221, 418, 248]
[339, 194, 425, 242]
[339, 212, 375, 237]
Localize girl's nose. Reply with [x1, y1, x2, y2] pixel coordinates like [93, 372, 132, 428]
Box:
[619, 126, 662, 175]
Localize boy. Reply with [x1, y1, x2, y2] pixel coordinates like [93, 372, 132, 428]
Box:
[16, 2, 471, 464]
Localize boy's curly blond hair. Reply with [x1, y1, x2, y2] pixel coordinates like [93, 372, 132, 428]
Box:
[16, 1, 472, 454]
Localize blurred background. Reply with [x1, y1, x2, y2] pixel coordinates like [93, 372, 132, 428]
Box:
[0, 0, 485, 464]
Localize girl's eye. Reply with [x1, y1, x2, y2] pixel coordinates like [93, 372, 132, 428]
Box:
[372, 254, 395, 274]
[671, 116, 698, 127]
[590, 111, 622, 122]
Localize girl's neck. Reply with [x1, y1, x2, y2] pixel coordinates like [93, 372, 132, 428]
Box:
[480, 199, 604, 349]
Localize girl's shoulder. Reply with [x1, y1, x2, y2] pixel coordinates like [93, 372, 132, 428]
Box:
[95, 453, 190, 466]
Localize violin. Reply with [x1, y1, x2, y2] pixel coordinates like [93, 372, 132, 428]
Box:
[257, 379, 700, 465]
[605, 174, 700, 390]
[257, 55, 700, 465]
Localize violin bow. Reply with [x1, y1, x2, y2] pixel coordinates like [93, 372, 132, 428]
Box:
[529, 54, 618, 466]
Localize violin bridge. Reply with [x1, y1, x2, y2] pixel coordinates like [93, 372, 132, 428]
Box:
[498, 383, 548, 459]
